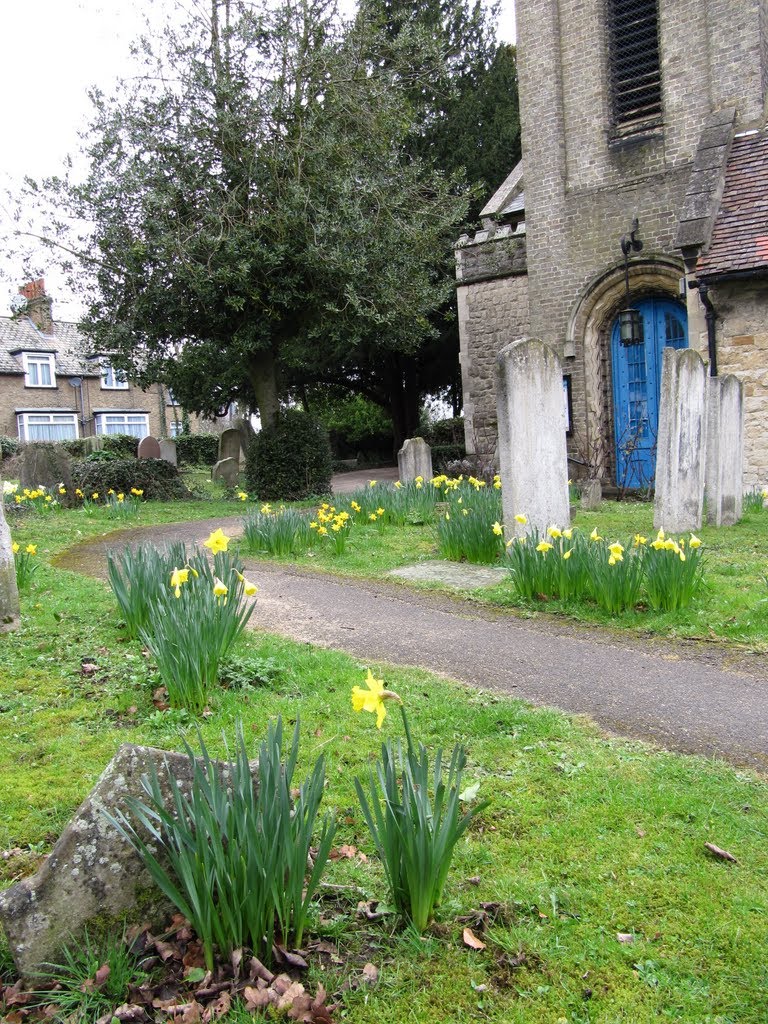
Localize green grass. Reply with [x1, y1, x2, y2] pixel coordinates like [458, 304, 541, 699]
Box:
[1, 497, 768, 1022]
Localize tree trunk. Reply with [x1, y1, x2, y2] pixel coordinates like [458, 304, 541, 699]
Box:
[0, 489, 20, 632]
[248, 348, 280, 429]
[386, 354, 421, 454]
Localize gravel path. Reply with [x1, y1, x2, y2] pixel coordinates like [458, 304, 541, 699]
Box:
[58, 514, 768, 772]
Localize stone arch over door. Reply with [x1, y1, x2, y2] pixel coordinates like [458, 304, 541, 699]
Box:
[565, 258, 685, 481]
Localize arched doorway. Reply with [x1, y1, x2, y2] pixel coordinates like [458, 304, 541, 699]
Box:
[610, 296, 688, 489]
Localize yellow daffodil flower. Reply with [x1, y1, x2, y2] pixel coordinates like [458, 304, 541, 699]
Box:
[562, 549, 572, 560]
[492, 521, 503, 536]
[58, 486, 66, 495]
[506, 538, 515, 547]
[608, 542, 624, 560]
[204, 528, 230, 554]
[656, 528, 665, 542]
[536, 541, 553, 554]
[369, 512, 377, 521]
[44, 495, 52, 503]
[445, 511, 450, 521]
[462, 508, 470, 516]
[117, 494, 124, 502]
[351, 501, 361, 512]
[416, 480, 423, 489]
[243, 578, 258, 596]
[170, 566, 189, 597]
[415, 476, 423, 484]
[351, 669, 400, 729]
[547, 526, 562, 539]
[514, 513, 527, 525]
[689, 534, 702, 549]
[394, 480, 402, 489]
[608, 555, 618, 566]
[589, 528, 602, 542]
[369, 480, 377, 487]
[76, 488, 84, 498]
[237, 491, 248, 501]
[493, 475, 502, 490]
[213, 577, 228, 597]
[92, 492, 99, 500]
[261, 503, 271, 514]
[318, 525, 328, 536]
[633, 534, 647, 547]
[25, 544, 37, 555]
[12, 542, 19, 553]
[376, 507, 385, 516]
[131, 488, 144, 497]
[563, 528, 573, 540]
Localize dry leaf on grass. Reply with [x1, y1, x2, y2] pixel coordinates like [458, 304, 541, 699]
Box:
[704, 842, 738, 864]
[463, 928, 486, 951]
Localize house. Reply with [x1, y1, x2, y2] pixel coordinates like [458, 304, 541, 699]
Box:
[1, 279, 189, 443]
[456, 0, 767, 488]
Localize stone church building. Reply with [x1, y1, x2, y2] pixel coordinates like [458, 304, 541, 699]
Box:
[456, 0, 767, 488]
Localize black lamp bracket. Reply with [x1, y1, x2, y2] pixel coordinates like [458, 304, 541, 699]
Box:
[620, 218, 643, 259]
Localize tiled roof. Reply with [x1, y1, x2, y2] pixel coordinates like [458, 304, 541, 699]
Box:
[697, 129, 768, 278]
[0, 316, 98, 377]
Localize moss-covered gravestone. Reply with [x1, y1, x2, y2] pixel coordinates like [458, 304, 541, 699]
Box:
[0, 486, 20, 632]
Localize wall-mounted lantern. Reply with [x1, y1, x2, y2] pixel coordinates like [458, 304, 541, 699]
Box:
[618, 218, 644, 346]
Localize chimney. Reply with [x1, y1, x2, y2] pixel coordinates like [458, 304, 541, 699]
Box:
[19, 278, 54, 335]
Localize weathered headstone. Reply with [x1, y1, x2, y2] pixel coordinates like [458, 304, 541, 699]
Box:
[580, 478, 602, 510]
[398, 437, 433, 483]
[218, 428, 241, 466]
[654, 348, 707, 533]
[705, 374, 744, 527]
[496, 338, 570, 536]
[211, 457, 239, 487]
[158, 438, 178, 467]
[18, 444, 73, 496]
[137, 435, 161, 459]
[0, 487, 20, 633]
[0, 743, 256, 978]
[81, 435, 104, 454]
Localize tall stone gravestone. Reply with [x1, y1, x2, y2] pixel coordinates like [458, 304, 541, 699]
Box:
[219, 428, 241, 465]
[398, 437, 433, 483]
[0, 487, 20, 632]
[654, 348, 707, 533]
[705, 374, 744, 527]
[137, 435, 161, 460]
[496, 338, 570, 536]
[18, 445, 73, 496]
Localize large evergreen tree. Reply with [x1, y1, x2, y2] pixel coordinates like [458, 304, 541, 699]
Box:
[9, 0, 469, 434]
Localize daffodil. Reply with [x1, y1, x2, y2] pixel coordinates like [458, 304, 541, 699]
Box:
[369, 512, 377, 521]
[213, 577, 228, 597]
[462, 508, 470, 516]
[243, 578, 258, 596]
[261, 503, 271, 514]
[12, 542, 19, 553]
[318, 525, 328, 536]
[131, 488, 144, 497]
[689, 534, 702, 549]
[76, 488, 84, 498]
[237, 491, 248, 501]
[25, 544, 37, 555]
[563, 528, 573, 540]
[489, 521, 502, 537]
[514, 513, 527, 525]
[547, 526, 562, 539]
[563, 549, 572, 560]
[589, 527, 602, 542]
[376, 507, 385, 516]
[351, 669, 400, 729]
[394, 480, 402, 489]
[369, 480, 377, 487]
[536, 541, 553, 554]
[92, 492, 99, 500]
[351, 501, 361, 512]
[204, 528, 230, 554]
[415, 476, 423, 484]
[608, 542, 624, 561]
[58, 486, 66, 495]
[117, 493, 124, 502]
[170, 566, 189, 598]
[633, 534, 647, 547]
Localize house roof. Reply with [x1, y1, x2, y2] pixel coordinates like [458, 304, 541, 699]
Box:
[0, 315, 98, 377]
[697, 128, 768, 279]
[480, 160, 525, 219]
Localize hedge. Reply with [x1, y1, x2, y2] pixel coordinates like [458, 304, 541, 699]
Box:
[72, 458, 191, 501]
[246, 411, 333, 500]
[174, 433, 220, 466]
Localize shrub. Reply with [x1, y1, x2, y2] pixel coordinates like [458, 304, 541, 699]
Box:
[0, 436, 20, 460]
[101, 433, 140, 459]
[431, 443, 466, 470]
[72, 458, 191, 501]
[59, 438, 88, 458]
[107, 719, 336, 969]
[246, 410, 333, 500]
[424, 416, 464, 446]
[175, 432, 220, 466]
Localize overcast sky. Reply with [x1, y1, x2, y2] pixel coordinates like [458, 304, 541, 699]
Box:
[0, 0, 517, 320]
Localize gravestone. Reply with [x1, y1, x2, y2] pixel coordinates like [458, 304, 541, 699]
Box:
[0, 743, 257, 978]
[398, 437, 433, 483]
[496, 338, 570, 536]
[158, 438, 178, 467]
[580, 478, 602, 511]
[654, 348, 707, 533]
[137, 435, 161, 460]
[211, 456, 239, 487]
[705, 374, 744, 527]
[0, 488, 20, 633]
[18, 445, 73, 497]
[218, 428, 241, 466]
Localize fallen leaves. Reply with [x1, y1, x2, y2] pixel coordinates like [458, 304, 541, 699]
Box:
[462, 927, 486, 951]
[704, 842, 738, 864]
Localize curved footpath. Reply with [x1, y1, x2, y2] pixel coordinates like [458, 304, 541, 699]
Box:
[57, 515, 768, 772]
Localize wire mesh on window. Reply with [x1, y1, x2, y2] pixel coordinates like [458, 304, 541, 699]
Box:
[606, 0, 662, 135]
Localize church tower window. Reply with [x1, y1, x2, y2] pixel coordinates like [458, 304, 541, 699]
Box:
[606, 0, 663, 137]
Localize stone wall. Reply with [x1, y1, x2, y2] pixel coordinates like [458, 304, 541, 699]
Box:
[708, 279, 768, 487]
[456, 233, 530, 457]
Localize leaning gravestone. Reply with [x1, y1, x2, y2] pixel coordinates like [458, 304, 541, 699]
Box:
[0, 743, 257, 978]
[654, 348, 707, 533]
[211, 456, 239, 487]
[158, 438, 178, 467]
[218, 427, 241, 466]
[18, 444, 73, 497]
[137, 435, 161, 460]
[496, 338, 570, 536]
[0, 487, 20, 633]
[398, 437, 433, 483]
[705, 374, 744, 527]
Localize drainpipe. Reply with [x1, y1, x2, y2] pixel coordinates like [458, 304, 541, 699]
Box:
[689, 280, 718, 377]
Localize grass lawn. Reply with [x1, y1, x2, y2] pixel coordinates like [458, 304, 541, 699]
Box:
[1, 489, 767, 1022]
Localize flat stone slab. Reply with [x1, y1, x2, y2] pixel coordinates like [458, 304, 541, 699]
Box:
[388, 561, 506, 589]
[0, 743, 254, 978]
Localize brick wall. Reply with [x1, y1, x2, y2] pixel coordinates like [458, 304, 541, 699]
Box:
[708, 280, 768, 487]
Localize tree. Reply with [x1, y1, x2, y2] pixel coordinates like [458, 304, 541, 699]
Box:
[9, 0, 469, 433]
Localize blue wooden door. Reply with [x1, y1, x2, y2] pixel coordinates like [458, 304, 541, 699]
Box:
[611, 297, 688, 489]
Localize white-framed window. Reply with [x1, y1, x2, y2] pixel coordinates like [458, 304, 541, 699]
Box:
[101, 362, 129, 390]
[17, 411, 78, 441]
[22, 352, 56, 388]
[168, 419, 184, 437]
[94, 413, 150, 439]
